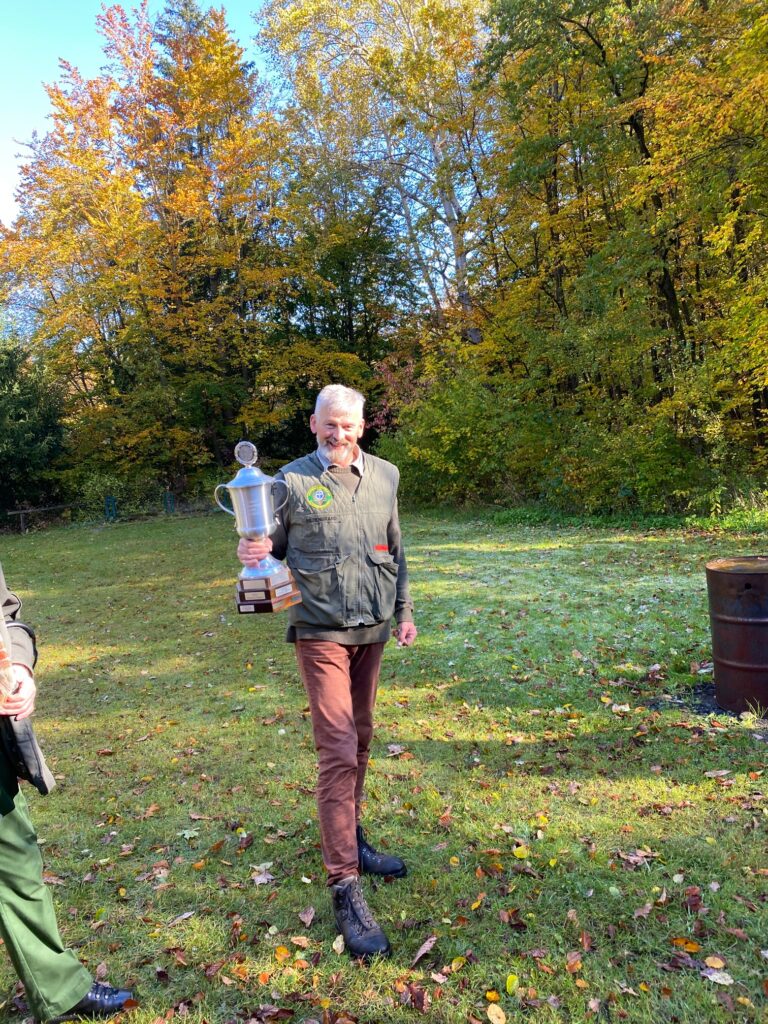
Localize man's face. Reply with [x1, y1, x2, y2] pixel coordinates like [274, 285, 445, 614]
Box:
[310, 404, 365, 467]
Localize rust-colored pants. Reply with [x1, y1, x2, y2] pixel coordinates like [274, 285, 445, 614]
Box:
[294, 639, 385, 884]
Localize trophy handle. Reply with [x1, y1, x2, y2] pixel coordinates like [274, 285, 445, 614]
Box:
[214, 484, 235, 516]
[271, 479, 289, 521]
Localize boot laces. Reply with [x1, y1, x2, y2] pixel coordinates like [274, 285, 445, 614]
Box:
[91, 984, 122, 1001]
[345, 879, 377, 930]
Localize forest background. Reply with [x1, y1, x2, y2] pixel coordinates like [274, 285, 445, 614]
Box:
[1, 0, 767, 519]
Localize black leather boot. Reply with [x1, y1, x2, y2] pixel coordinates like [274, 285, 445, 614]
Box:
[331, 874, 392, 960]
[357, 825, 407, 878]
[53, 982, 134, 1020]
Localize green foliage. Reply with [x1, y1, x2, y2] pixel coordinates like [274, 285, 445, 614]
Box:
[538, 415, 714, 515]
[376, 369, 523, 505]
[0, 341, 64, 511]
[74, 471, 167, 519]
[381, 360, 754, 515]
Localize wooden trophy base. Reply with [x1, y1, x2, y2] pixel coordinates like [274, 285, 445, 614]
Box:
[236, 566, 302, 614]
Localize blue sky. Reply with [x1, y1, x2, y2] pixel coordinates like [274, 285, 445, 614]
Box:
[0, 1, 265, 225]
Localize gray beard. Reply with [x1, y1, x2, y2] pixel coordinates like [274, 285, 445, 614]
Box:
[318, 441, 356, 466]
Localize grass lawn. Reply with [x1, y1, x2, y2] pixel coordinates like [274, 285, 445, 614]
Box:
[0, 511, 766, 1024]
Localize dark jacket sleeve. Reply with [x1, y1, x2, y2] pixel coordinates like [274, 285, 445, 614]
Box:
[270, 470, 289, 561]
[387, 496, 414, 625]
[0, 563, 37, 670]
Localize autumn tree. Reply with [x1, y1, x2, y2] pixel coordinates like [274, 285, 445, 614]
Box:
[261, 0, 507, 342]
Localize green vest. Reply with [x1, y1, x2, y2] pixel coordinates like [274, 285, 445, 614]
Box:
[280, 452, 400, 630]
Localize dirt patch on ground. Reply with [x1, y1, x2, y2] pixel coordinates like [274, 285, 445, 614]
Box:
[646, 683, 736, 717]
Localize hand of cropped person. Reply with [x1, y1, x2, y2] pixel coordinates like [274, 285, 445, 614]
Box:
[1, 665, 37, 719]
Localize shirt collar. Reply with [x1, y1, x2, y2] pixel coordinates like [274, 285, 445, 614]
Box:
[316, 446, 365, 475]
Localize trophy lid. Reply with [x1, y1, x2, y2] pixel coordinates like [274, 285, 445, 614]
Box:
[224, 442, 275, 489]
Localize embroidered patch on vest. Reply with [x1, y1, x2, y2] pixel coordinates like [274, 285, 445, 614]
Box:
[306, 485, 334, 510]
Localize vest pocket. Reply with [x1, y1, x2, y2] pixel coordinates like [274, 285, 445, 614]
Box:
[366, 550, 398, 622]
[291, 512, 341, 552]
[292, 556, 346, 628]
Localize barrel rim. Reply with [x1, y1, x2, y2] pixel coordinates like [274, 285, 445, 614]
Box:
[706, 555, 768, 574]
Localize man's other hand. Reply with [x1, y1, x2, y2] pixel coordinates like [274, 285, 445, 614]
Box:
[393, 622, 418, 647]
[2, 665, 37, 719]
[237, 537, 273, 567]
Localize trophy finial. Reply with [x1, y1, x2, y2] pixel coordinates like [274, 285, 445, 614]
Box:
[234, 440, 258, 467]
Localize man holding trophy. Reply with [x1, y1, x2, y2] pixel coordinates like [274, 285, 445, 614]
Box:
[234, 385, 417, 960]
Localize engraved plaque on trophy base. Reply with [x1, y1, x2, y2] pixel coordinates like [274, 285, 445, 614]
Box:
[236, 568, 302, 614]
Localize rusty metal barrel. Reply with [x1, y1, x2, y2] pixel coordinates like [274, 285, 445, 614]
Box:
[706, 556, 768, 714]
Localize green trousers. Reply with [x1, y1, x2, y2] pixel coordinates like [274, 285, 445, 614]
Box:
[0, 759, 91, 1021]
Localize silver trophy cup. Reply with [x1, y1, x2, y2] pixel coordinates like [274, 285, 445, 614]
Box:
[215, 441, 301, 613]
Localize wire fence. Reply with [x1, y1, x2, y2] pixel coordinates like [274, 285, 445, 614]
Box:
[0, 493, 220, 534]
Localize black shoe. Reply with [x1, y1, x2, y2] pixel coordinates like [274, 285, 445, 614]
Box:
[331, 874, 392, 960]
[56, 982, 134, 1020]
[357, 825, 407, 878]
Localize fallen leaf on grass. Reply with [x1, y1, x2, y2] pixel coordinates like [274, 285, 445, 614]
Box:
[704, 956, 726, 969]
[565, 951, 582, 973]
[411, 934, 438, 966]
[397, 982, 431, 1014]
[615, 847, 660, 869]
[298, 906, 315, 928]
[499, 908, 527, 930]
[438, 808, 452, 829]
[332, 934, 345, 954]
[167, 911, 194, 927]
[701, 968, 734, 985]
[671, 937, 701, 952]
[487, 1005, 505, 1024]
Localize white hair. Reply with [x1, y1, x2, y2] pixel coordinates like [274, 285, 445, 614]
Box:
[314, 384, 365, 417]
